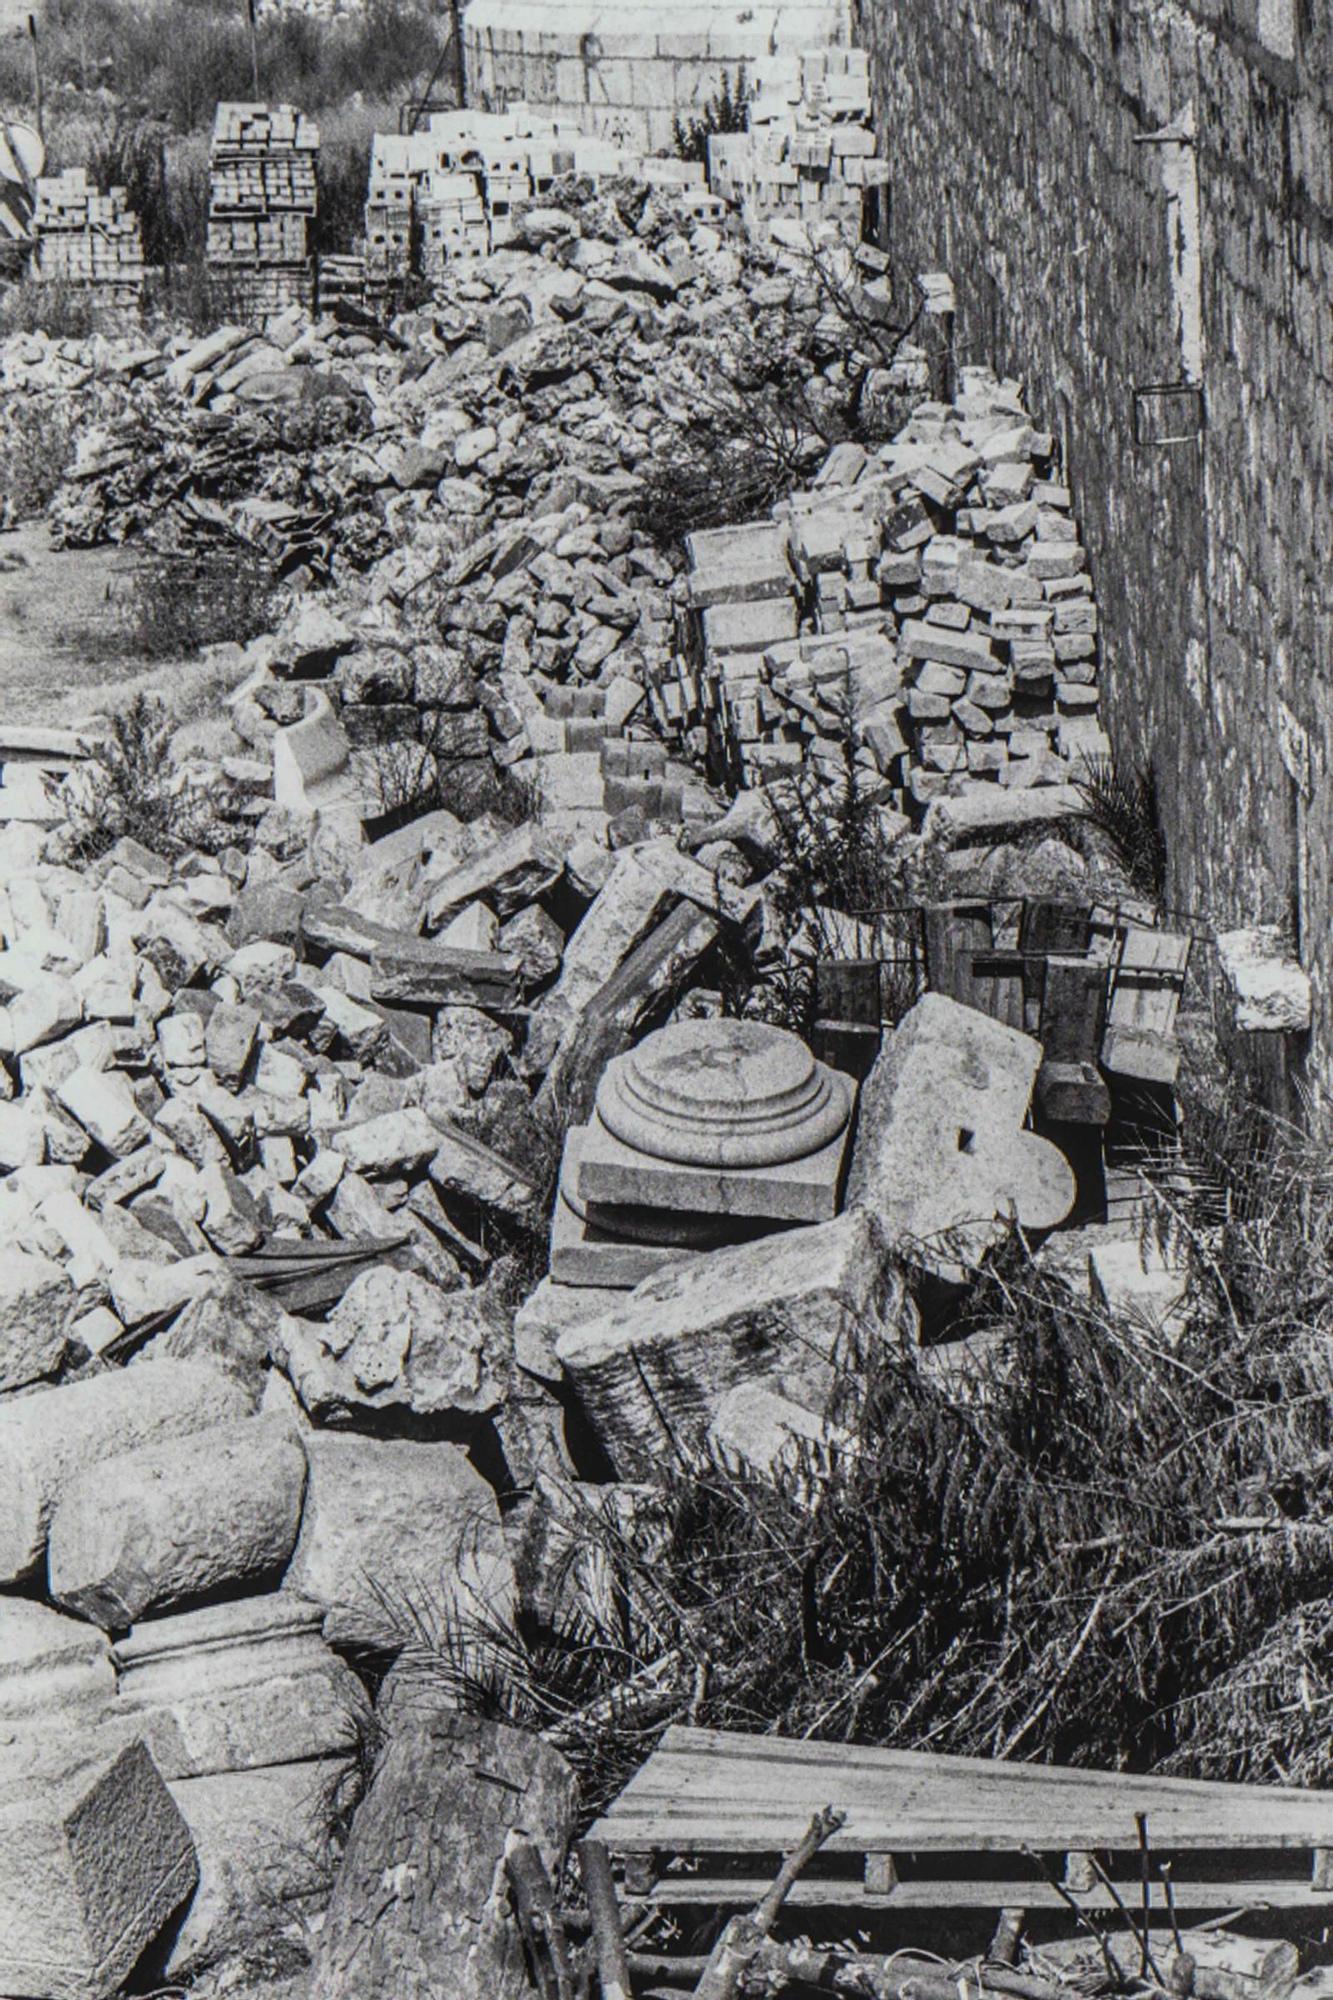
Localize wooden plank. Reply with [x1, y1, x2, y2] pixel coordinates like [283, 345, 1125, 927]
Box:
[1102, 927, 1190, 1083]
[923, 903, 992, 1010]
[1037, 956, 1111, 1125]
[593, 1728, 1333, 1852]
[613, 1877, 1333, 1912]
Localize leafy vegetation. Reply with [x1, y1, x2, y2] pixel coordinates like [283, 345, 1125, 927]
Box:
[16, 0, 442, 131]
[1075, 751, 1169, 900]
[112, 548, 281, 661]
[369, 1073, 1333, 1823]
[60, 691, 240, 859]
[673, 68, 751, 163]
[0, 390, 76, 520]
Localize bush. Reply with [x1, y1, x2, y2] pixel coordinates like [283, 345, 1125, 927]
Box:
[0, 393, 76, 522]
[30, 0, 440, 130]
[0, 275, 95, 341]
[673, 68, 750, 163]
[1074, 751, 1169, 900]
[112, 548, 281, 660]
[60, 692, 239, 860]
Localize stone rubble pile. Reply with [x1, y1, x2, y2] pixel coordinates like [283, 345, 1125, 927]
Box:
[670, 368, 1111, 806]
[25, 172, 877, 580]
[0, 96, 1174, 2000]
[364, 105, 708, 285]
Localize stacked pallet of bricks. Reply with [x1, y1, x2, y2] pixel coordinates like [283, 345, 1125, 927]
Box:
[208, 102, 317, 318]
[31, 169, 144, 306]
[706, 49, 887, 239]
[665, 364, 1110, 809]
[364, 106, 653, 278]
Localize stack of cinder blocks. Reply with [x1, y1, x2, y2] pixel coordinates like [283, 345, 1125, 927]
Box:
[208, 102, 318, 318]
[31, 169, 144, 308]
[708, 48, 887, 239]
[364, 105, 646, 281]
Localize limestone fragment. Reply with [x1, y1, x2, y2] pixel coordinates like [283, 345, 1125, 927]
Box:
[47, 1416, 308, 1629]
[0, 1739, 197, 2000]
[285, 1432, 516, 1649]
[846, 993, 1075, 1280]
[0, 1358, 257, 1583]
[556, 1209, 906, 1475]
[0, 1249, 76, 1392]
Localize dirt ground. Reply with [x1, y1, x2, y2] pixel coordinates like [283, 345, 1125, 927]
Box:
[0, 520, 246, 738]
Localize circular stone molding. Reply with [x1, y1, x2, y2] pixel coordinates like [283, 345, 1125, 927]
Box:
[594, 1019, 853, 1168]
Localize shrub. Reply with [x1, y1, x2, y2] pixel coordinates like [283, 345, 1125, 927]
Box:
[60, 692, 239, 860]
[112, 548, 281, 661]
[673, 68, 750, 163]
[0, 275, 95, 341]
[0, 392, 76, 522]
[1074, 751, 1169, 899]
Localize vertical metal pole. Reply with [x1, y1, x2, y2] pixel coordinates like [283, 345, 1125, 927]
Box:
[246, 0, 260, 99]
[449, 0, 466, 107]
[28, 17, 43, 141]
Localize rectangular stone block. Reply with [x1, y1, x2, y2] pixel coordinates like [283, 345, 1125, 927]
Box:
[555, 1209, 903, 1474]
[0, 1740, 197, 2000]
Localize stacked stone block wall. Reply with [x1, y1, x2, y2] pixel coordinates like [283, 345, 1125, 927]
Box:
[861, 0, 1333, 1092]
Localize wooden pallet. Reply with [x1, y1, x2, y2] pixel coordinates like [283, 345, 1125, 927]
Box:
[591, 1726, 1333, 1913]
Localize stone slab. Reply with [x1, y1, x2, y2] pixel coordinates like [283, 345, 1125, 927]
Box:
[846, 992, 1076, 1281]
[575, 1110, 852, 1223]
[284, 1432, 515, 1651]
[1215, 925, 1312, 1033]
[0, 1739, 197, 2000]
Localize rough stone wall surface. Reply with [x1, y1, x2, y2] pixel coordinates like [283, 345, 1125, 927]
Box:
[464, 0, 851, 153]
[861, 0, 1333, 1090]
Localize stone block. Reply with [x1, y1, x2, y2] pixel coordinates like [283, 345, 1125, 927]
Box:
[0, 1249, 76, 1392]
[423, 822, 565, 929]
[0, 1740, 197, 2000]
[708, 1381, 848, 1486]
[1215, 926, 1312, 1032]
[846, 993, 1075, 1281]
[900, 618, 997, 673]
[113, 1594, 367, 1780]
[56, 1065, 150, 1157]
[0, 1600, 116, 1736]
[164, 1758, 350, 1980]
[0, 1359, 257, 1584]
[48, 1416, 308, 1630]
[556, 1209, 907, 1474]
[285, 1432, 515, 1650]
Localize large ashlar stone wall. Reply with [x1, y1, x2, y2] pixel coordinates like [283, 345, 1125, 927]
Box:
[463, 0, 852, 153]
[859, 0, 1333, 1096]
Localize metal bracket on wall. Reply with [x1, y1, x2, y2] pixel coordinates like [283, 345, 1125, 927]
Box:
[1133, 382, 1206, 446]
